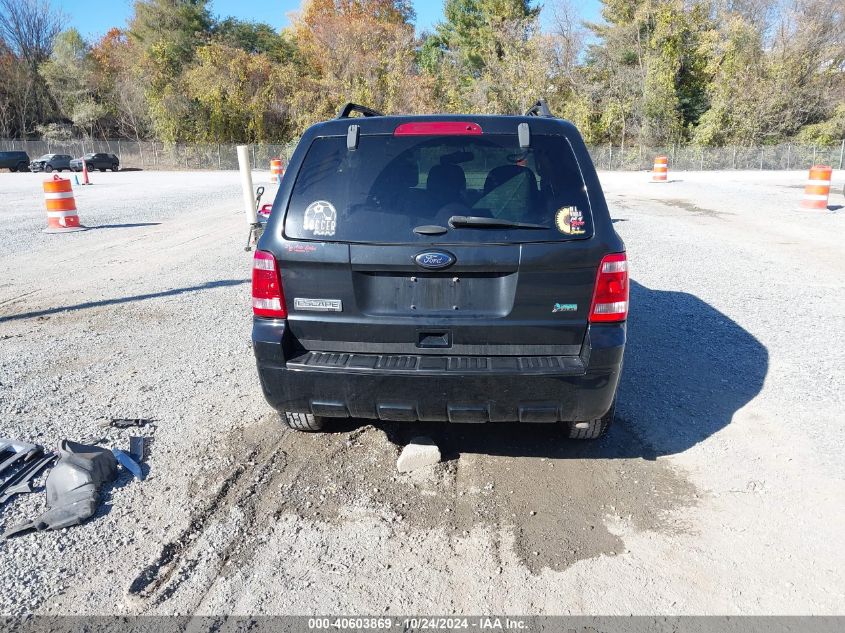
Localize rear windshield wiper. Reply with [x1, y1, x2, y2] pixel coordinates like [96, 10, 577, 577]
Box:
[448, 216, 549, 230]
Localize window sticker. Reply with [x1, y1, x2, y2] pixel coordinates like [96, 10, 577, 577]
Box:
[303, 200, 337, 237]
[555, 206, 585, 235]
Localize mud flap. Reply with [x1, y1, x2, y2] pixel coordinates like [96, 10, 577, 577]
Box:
[3, 440, 117, 539]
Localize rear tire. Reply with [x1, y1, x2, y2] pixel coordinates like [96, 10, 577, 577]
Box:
[282, 412, 326, 432]
[566, 400, 615, 439]
[16, 161, 27, 172]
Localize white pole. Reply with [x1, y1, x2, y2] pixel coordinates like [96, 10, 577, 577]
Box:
[237, 145, 257, 225]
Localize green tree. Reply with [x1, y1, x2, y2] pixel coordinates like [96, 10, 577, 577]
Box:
[213, 18, 295, 63]
[420, 0, 542, 112]
[40, 29, 107, 137]
[127, 0, 213, 141]
[582, 0, 713, 146]
[431, 0, 538, 75]
[183, 42, 290, 142]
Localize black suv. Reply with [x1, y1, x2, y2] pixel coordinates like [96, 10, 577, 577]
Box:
[0, 151, 31, 172]
[252, 101, 628, 438]
[70, 153, 119, 172]
[29, 153, 73, 173]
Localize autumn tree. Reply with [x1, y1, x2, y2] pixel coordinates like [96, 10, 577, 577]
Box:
[183, 42, 290, 141]
[285, 0, 426, 131]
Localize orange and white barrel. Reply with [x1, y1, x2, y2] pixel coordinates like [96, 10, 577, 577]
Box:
[270, 158, 283, 184]
[43, 175, 84, 233]
[800, 165, 832, 210]
[652, 156, 668, 182]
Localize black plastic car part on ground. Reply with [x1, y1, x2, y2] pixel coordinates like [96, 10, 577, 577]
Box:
[252, 101, 628, 437]
[70, 153, 120, 172]
[29, 154, 73, 173]
[0, 151, 31, 172]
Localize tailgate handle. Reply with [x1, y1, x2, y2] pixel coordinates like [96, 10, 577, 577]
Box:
[417, 331, 451, 349]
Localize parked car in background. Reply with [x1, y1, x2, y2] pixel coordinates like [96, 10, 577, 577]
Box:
[0, 151, 31, 172]
[70, 153, 120, 172]
[29, 154, 73, 173]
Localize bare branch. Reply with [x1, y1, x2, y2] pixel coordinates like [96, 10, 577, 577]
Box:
[0, 0, 63, 68]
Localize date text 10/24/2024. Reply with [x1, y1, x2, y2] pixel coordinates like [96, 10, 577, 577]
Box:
[308, 618, 529, 631]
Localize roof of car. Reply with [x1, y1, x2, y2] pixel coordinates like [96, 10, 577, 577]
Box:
[300, 100, 578, 140]
[305, 113, 582, 139]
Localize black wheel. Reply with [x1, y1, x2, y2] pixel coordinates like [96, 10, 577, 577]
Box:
[98, 167, 106, 172]
[17, 161, 27, 172]
[566, 400, 615, 439]
[112, 164, 119, 172]
[282, 412, 326, 432]
[45, 165, 53, 173]
[9, 165, 17, 172]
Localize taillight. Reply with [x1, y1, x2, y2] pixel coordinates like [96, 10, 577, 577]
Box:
[252, 250, 287, 318]
[589, 253, 629, 323]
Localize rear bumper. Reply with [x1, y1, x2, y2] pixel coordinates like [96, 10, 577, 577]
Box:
[252, 320, 625, 423]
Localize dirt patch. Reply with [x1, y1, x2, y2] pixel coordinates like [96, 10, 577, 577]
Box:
[127, 415, 698, 607]
[661, 198, 730, 218]
[617, 196, 730, 219]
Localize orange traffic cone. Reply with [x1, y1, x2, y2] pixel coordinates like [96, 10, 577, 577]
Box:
[652, 156, 668, 182]
[43, 175, 85, 233]
[800, 165, 832, 210]
[81, 158, 91, 185]
[270, 158, 283, 184]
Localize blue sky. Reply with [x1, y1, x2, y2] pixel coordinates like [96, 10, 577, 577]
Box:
[57, 0, 603, 41]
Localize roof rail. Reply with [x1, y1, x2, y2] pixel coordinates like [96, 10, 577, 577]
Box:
[525, 99, 553, 118]
[336, 102, 384, 119]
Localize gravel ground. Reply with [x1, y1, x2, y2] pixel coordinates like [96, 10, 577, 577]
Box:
[0, 168, 843, 615]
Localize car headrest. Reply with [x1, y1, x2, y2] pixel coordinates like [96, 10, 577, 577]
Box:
[474, 166, 537, 222]
[483, 164, 538, 196]
[427, 164, 466, 196]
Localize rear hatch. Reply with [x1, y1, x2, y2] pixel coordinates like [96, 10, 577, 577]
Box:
[276, 124, 601, 357]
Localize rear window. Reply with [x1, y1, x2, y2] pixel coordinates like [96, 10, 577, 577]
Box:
[283, 133, 593, 244]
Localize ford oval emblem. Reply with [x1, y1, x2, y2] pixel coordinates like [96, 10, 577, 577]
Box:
[414, 250, 456, 270]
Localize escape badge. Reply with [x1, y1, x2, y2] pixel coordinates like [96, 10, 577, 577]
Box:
[303, 200, 337, 237]
[555, 206, 585, 235]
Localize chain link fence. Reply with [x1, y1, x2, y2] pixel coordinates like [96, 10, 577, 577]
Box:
[0, 139, 297, 170]
[589, 142, 845, 171]
[2, 138, 843, 171]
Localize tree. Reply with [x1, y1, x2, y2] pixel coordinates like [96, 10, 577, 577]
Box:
[581, 0, 713, 147]
[420, 0, 541, 112]
[0, 0, 62, 68]
[213, 18, 295, 63]
[90, 29, 151, 140]
[0, 0, 63, 136]
[183, 42, 290, 142]
[41, 29, 105, 137]
[127, 0, 213, 140]
[286, 0, 425, 128]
